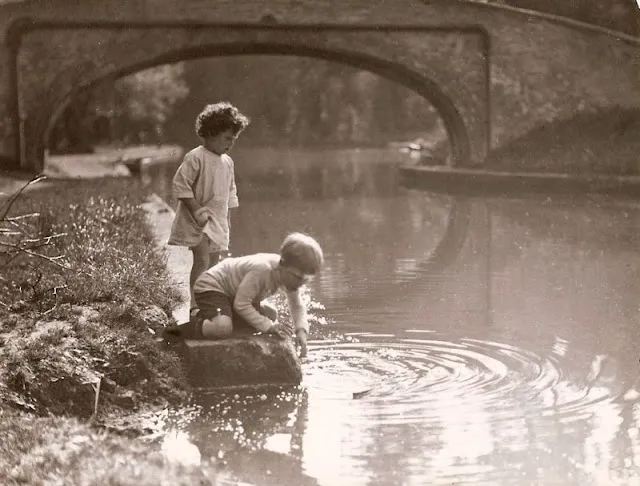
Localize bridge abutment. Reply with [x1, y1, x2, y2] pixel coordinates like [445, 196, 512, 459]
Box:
[0, 40, 20, 170]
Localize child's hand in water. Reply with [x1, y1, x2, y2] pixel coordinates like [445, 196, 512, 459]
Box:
[267, 322, 291, 339]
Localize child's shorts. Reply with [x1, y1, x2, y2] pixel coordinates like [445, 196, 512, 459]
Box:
[195, 291, 272, 333]
[163, 291, 275, 341]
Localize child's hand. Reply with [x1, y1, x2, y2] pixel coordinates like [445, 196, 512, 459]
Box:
[295, 329, 308, 358]
[267, 322, 291, 339]
[193, 207, 210, 226]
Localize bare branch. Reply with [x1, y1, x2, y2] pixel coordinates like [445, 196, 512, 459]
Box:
[18, 268, 42, 300]
[1, 234, 68, 260]
[20, 233, 68, 244]
[5, 213, 40, 222]
[0, 241, 73, 271]
[43, 285, 67, 315]
[33, 270, 43, 288]
[0, 175, 47, 221]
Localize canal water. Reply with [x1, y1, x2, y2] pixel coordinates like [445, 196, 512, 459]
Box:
[143, 147, 640, 485]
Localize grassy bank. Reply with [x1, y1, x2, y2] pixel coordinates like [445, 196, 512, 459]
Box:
[486, 108, 640, 175]
[0, 177, 215, 484]
[0, 410, 218, 485]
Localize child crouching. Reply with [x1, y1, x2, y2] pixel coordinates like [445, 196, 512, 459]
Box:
[164, 232, 323, 357]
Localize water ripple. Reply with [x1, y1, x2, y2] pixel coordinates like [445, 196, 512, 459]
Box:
[304, 334, 614, 425]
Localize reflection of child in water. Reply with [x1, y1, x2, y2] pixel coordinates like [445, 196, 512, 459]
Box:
[164, 233, 324, 358]
[167, 102, 250, 314]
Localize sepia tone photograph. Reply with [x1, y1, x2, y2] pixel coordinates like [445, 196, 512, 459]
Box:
[0, 1, 639, 485]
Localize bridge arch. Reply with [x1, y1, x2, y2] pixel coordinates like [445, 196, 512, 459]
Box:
[0, 0, 637, 173]
[8, 20, 490, 172]
[45, 42, 473, 169]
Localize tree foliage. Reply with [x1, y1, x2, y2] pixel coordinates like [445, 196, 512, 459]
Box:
[165, 56, 443, 149]
[118, 65, 190, 125]
[49, 63, 189, 153]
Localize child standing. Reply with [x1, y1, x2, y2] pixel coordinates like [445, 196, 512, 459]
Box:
[168, 102, 250, 314]
[164, 232, 324, 358]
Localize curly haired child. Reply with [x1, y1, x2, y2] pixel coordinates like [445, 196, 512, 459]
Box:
[168, 102, 250, 315]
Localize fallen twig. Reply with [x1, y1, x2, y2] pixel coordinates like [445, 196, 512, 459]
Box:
[43, 285, 67, 315]
[90, 376, 102, 420]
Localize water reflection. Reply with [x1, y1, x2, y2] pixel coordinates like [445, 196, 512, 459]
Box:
[164, 332, 639, 485]
[141, 148, 640, 485]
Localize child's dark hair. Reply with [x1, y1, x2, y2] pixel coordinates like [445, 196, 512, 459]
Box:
[195, 102, 250, 138]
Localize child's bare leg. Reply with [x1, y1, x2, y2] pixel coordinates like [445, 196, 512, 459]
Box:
[201, 315, 233, 339]
[197, 290, 233, 339]
[189, 240, 211, 311]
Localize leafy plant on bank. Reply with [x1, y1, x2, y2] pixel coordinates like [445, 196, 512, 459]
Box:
[1, 177, 179, 312]
[0, 177, 187, 417]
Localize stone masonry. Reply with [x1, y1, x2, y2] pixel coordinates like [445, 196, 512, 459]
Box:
[0, 0, 638, 172]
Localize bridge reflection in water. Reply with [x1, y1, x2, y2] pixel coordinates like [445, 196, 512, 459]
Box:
[144, 147, 640, 486]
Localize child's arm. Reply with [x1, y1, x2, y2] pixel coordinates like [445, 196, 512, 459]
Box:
[173, 155, 208, 223]
[183, 200, 209, 226]
[228, 157, 239, 210]
[285, 289, 309, 357]
[285, 290, 308, 334]
[227, 158, 239, 232]
[234, 271, 276, 332]
[228, 207, 236, 233]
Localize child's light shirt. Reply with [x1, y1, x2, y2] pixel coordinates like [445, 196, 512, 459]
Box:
[168, 145, 238, 250]
[193, 253, 309, 333]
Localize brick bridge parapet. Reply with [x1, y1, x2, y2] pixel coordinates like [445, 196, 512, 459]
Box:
[0, 0, 638, 173]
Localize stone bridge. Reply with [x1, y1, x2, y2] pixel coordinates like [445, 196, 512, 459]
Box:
[0, 0, 638, 173]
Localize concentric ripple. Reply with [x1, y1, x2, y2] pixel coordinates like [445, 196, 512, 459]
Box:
[304, 333, 618, 425]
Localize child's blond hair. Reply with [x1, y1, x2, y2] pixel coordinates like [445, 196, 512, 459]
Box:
[279, 232, 324, 275]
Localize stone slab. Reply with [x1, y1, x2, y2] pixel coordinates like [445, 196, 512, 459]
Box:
[181, 335, 302, 388]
